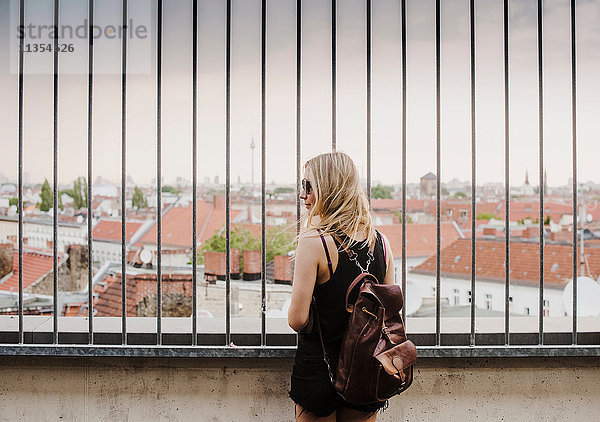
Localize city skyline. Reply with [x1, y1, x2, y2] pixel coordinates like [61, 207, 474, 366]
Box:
[0, 0, 599, 187]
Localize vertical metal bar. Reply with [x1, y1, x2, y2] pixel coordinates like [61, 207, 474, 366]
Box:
[121, 0, 128, 345]
[366, 0, 371, 204]
[331, 0, 336, 151]
[537, 0, 544, 345]
[504, 0, 510, 346]
[192, 0, 198, 347]
[261, 0, 267, 347]
[570, 0, 577, 345]
[225, 0, 232, 346]
[157, 0, 163, 346]
[52, 0, 60, 345]
[296, 0, 301, 237]
[17, 0, 25, 345]
[435, 0, 441, 346]
[87, 0, 95, 344]
[295, 0, 302, 350]
[470, 0, 476, 347]
[400, 0, 406, 324]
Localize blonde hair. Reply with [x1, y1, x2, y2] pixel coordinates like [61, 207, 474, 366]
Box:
[301, 151, 375, 250]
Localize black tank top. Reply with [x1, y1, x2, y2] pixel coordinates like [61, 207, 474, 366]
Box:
[303, 229, 387, 347]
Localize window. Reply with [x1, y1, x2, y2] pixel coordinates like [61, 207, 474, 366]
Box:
[543, 300, 550, 317]
[485, 294, 493, 310]
[453, 289, 460, 306]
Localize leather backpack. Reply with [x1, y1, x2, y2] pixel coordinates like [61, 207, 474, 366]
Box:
[313, 232, 417, 405]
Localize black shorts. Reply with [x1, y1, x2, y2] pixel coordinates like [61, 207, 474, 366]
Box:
[289, 335, 387, 418]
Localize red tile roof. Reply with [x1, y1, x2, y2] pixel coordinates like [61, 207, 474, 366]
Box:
[92, 273, 137, 317]
[412, 238, 600, 288]
[92, 219, 144, 243]
[0, 247, 67, 292]
[134, 202, 240, 248]
[65, 272, 195, 317]
[375, 222, 462, 258]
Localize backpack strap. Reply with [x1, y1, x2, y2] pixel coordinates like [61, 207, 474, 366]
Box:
[316, 229, 334, 279]
[378, 230, 387, 263]
[311, 298, 335, 385]
[345, 272, 379, 312]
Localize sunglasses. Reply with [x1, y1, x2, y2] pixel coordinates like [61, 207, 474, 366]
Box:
[301, 178, 312, 194]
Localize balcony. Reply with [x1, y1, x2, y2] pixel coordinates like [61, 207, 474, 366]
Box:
[1, 0, 599, 419]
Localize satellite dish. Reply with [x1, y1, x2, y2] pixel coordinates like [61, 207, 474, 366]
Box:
[76, 215, 84, 224]
[587, 213, 593, 223]
[562, 276, 600, 317]
[140, 248, 152, 264]
[404, 279, 423, 316]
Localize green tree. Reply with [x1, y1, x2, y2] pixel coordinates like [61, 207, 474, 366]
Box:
[39, 179, 53, 212]
[198, 226, 261, 270]
[265, 227, 296, 263]
[132, 186, 148, 209]
[9, 197, 18, 206]
[162, 185, 182, 194]
[544, 215, 551, 225]
[195, 225, 296, 271]
[453, 192, 467, 199]
[394, 210, 413, 224]
[371, 184, 392, 199]
[72, 177, 87, 209]
[476, 212, 497, 220]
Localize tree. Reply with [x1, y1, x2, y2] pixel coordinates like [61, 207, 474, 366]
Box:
[72, 177, 87, 210]
[197, 225, 261, 271]
[40, 179, 63, 212]
[9, 198, 18, 206]
[132, 186, 148, 209]
[196, 225, 296, 270]
[453, 192, 467, 199]
[265, 227, 296, 263]
[394, 210, 413, 224]
[162, 185, 182, 194]
[476, 212, 497, 220]
[39, 179, 53, 212]
[371, 184, 392, 199]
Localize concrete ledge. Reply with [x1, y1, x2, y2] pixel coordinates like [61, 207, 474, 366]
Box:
[0, 355, 598, 421]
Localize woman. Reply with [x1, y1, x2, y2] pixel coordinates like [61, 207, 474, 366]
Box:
[288, 151, 395, 421]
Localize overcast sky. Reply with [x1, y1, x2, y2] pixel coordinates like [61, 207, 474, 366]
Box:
[0, 0, 599, 188]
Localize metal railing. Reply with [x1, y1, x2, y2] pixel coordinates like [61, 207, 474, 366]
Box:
[1, 0, 598, 359]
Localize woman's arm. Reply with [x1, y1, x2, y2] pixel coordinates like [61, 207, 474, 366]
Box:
[380, 232, 396, 286]
[287, 234, 321, 332]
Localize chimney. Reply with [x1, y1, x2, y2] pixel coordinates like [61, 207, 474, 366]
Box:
[242, 249, 261, 281]
[204, 251, 226, 283]
[482, 227, 497, 237]
[523, 227, 540, 239]
[231, 248, 241, 279]
[0, 243, 14, 279]
[274, 255, 293, 285]
[213, 194, 225, 210]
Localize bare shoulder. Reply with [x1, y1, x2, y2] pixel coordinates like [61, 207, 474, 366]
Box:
[296, 229, 323, 257]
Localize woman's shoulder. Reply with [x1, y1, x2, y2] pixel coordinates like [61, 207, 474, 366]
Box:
[297, 228, 326, 250]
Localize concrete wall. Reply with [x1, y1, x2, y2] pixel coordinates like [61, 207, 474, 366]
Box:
[0, 356, 597, 421]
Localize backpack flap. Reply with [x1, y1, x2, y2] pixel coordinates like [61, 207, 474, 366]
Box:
[374, 340, 417, 382]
